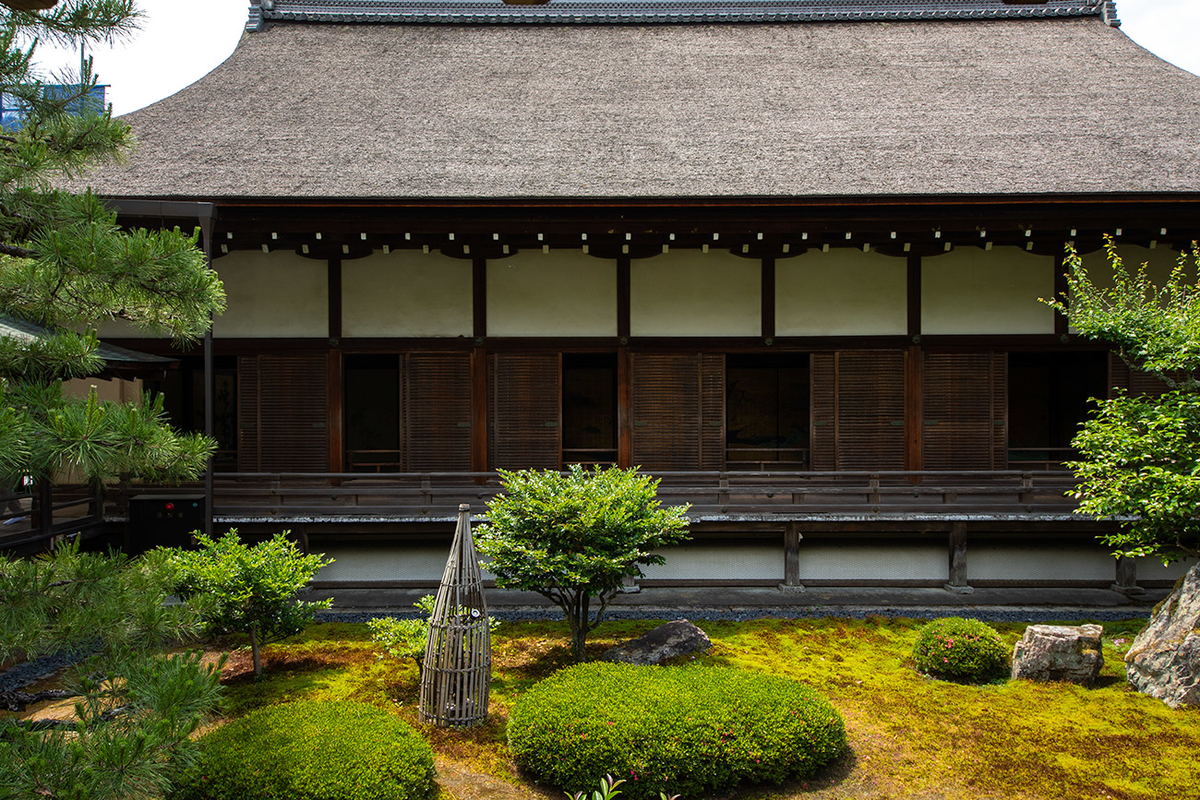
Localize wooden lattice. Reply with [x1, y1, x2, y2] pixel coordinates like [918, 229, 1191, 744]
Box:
[419, 503, 492, 727]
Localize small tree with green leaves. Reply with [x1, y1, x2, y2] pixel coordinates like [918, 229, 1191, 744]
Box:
[169, 530, 333, 678]
[369, 594, 498, 680]
[1046, 237, 1200, 562]
[476, 466, 689, 662]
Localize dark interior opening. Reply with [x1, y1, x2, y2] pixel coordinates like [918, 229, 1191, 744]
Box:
[726, 353, 810, 469]
[146, 356, 237, 472]
[1008, 351, 1107, 468]
[344, 354, 400, 472]
[562, 353, 617, 467]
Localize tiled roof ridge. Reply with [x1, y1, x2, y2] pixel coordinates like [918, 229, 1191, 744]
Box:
[245, 0, 1117, 31]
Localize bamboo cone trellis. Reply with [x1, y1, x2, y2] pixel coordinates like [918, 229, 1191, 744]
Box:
[419, 503, 492, 727]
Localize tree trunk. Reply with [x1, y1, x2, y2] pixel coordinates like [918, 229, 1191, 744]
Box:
[250, 627, 262, 678]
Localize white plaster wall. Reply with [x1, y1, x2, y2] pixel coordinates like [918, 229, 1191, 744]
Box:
[796, 544, 946, 581]
[631, 250, 760, 336]
[1075, 244, 1197, 302]
[316, 546, 455, 582]
[922, 247, 1054, 335]
[488, 250, 616, 336]
[640, 544, 784, 581]
[1135, 556, 1197, 582]
[776, 249, 906, 336]
[342, 251, 472, 337]
[969, 546, 1115, 581]
[213, 250, 328, 338]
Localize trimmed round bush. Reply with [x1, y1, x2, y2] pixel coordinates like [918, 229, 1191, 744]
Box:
[172, 700, 435, 800]
[508, 663, 847, 799]
[912, 617, 1009, 682]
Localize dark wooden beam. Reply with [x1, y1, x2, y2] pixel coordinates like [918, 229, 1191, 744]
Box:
[1054, 253, 1069, 337]
[617, 346, 632, 468]
[617, 256, 631, 340]
[328, 259, 342, 340]
[947, 521, 969, 589]
[473, 257, 487, 339]
[327, 350, 343, 474]
[905, 345, 923, 471]
[784, 522, 801, 587]
[907, 254, 921, 339]
[762, 257, 775, 340]
[471, 347, 488, 474]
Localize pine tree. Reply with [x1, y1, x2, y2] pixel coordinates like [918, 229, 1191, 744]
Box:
[0, 4, 227, 797]
[0, 0, 225, 491]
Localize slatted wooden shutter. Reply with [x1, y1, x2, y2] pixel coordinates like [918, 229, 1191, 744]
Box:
[922, 352, 1007, 470]
[810, 351, 905, 470]
[237, 354, 329, 472]
[630, 353, 724, 471]
[1109, 353, 1173, 398]
[404, 352, 472, 472]
[489, 353, 561, 470]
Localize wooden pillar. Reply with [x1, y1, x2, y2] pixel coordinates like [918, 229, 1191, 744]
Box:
[1054, 253, 1069, 337]
[471, 347, 489, 475]
[783, 522, 802, 588]
[1113, 555, 1142, 594]
[617, 346, 632, 468]
[473, 258, 487, 338]
[617, 256, 631, 340]
[36, 480, 53, 541]
[946, 521, 971, 592]
[761, 257, 775, 340]
[326, 349, 343, 474]
[905, 255, 923, 472]
[199, 211, 216, 537]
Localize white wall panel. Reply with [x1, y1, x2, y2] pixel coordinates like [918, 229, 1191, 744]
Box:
[213, 250, 328, 338]
[488, 250, 616, 336]
[631, 250, 759, 336]
[796, 544, 946, 581]
[922, 247, 1053, 335]
[342, 251, 472, 337]
[640, 544, 784, 581]
[776, 250, 906, 336]
[969, 546, 1114, 581]
[1135, 556, 1197, 582]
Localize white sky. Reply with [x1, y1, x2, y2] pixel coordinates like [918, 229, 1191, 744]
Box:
[29, 0, 1200, 116]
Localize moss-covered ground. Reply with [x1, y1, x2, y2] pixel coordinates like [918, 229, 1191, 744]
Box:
[208, 617, 1198, 800]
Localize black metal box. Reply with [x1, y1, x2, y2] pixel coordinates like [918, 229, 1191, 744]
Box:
[127, 494, 207, 553]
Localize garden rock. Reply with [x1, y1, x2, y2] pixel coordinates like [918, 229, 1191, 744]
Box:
[1011, 624, 1103, 685]
[601, 619, 711, 665]
[1126, 561, 1200, 709]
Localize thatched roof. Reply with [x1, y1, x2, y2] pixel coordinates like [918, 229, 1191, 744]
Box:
[246, 0, 1117, 27]
[79, 5, 1200, 201]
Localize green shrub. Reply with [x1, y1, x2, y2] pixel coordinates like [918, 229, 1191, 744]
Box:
[911, 617, 1009, 682]
[172, 700, 435, 800]
[508, 662, 846, 799]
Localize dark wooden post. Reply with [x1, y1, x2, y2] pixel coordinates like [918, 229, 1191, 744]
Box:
[946, 521, 971, 592]
[783, 521, 802, 589]
[1113, 555, 1142, 594]
[199, 210, 216, 537]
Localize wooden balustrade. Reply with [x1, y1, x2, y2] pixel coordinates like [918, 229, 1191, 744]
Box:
[107, 469, 1081, 521]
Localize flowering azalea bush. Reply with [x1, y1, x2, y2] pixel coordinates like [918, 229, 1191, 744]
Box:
[508, 662, 846, 799]
[911, 617, 1009, 682]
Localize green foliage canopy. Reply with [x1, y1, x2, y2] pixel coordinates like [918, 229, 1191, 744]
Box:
[0, 0, 226, 490]
[169, 530, 333, 678]
[0, 544, 224, 800]
[476, 466, 689, 661]
[1046, 239, 1200, 561]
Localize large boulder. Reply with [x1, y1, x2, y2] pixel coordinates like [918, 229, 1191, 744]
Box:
[1126, 562, 1200, 709]
[1011, 624, 1103, 685]
[601, 619, 712, 665]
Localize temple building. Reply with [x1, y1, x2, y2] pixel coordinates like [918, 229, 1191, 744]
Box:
[74, 0, 1200, 595]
